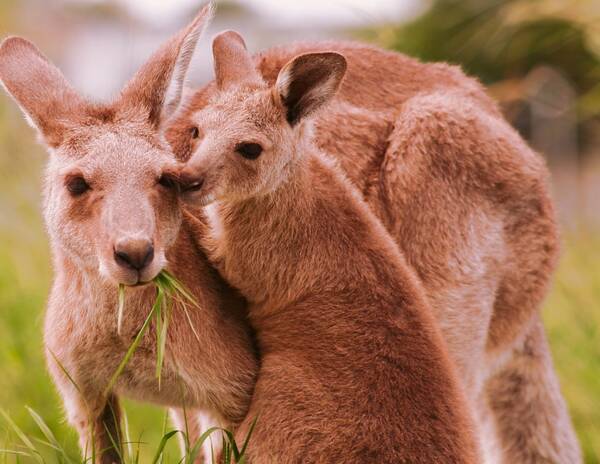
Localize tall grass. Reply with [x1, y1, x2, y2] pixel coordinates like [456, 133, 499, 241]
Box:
[1, 405, 256, 463]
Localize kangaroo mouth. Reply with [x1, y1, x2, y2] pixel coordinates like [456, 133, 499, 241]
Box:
[103, 252, 166, 288]
[115, 270, 156, 287]
[129, 279, 153, 288]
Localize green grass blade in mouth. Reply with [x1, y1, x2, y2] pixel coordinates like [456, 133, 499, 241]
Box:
[182, 306, 201, 343]
[158, 271, 199, 308]
[154, 285, 164, 386]
[158, 271, 201, 343]
[104, 300, 156, 397]
[110, 270, 201, 394]
[155, 289, 170, 389]
[117, 284, 126, 336]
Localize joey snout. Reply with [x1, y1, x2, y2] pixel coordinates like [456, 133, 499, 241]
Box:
[178, 167, 216, 206]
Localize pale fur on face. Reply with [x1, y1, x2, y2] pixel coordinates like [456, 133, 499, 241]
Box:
[43, 124, 181, 285]
[182, 84, 307, 205]
[0, 5, 213, 286]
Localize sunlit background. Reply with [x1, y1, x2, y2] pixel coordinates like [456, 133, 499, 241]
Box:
[1, 0, 599, 462]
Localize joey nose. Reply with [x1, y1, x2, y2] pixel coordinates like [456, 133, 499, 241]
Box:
[179, 169, 204, 193]
[113, 239, 154, 271]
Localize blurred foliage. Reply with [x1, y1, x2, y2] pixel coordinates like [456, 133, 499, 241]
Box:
[363, 0, 600, 141]
[0, 0, 16, 30]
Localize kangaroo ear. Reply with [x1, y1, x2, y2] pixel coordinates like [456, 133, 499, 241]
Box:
[118, 3, 213, 128]
[0, 37, 86, 147]
[275, 52, 346, 126]
[212, 30, 262, 90]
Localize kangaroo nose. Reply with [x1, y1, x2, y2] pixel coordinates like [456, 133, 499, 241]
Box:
[113, 238, 154, 271]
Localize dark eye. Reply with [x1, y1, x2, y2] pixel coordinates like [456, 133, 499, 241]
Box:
[236, 142, 263, 160]
[66, 176, 90, 196]
[190, 127, 200, 139]
[158, 173, 179, 191]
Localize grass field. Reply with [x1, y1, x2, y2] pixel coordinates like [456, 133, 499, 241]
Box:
[0, 101, 599, 462]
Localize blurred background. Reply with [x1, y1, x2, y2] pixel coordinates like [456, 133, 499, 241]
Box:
[0, 0, 599, 462]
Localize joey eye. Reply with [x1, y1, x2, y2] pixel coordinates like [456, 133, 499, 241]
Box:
[236, 142, 263, 160]
[66, 176, 90, 197]
[190, 127, 200, 139]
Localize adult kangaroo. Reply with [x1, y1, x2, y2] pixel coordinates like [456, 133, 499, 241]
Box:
[0, 7, 257, 463]
[167, 39, 581, 463]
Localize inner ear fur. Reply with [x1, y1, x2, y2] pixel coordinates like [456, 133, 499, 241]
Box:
[0, 36, 87, 147]
[276, 52, 347, 126]
[117, 3, 213, 129]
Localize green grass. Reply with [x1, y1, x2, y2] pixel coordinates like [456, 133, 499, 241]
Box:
[0, 405, 256, 464]
[107, 270, 198, 397]
[0, 101, 598, 462]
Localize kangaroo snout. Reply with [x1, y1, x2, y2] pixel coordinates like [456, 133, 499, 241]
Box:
[180, 175, 204, 193]
[178, 168, 210, 203]
[113, 237, 154, 271]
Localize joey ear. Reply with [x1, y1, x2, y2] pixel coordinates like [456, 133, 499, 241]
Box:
[118, 3, 214, 128]
[0, 37, 86, 147]
[275, 52, 346, 126]
[212, 30, 262, 90]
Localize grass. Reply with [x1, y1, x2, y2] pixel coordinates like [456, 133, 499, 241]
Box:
[107, 270, 198, 396]
[0, 405, 256, 463]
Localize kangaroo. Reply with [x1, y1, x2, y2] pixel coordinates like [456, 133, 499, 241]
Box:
[167, 37, 581, 464]
[0, 7, 257, 463]
[177, 30, 480, 463]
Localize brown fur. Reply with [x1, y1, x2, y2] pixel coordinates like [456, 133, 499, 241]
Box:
[176, 31, 480, 463]
[0, 6, 258, 463]
[167, 39, 581, 463]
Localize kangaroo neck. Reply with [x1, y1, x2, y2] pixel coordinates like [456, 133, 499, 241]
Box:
[210, 151, 343, 311]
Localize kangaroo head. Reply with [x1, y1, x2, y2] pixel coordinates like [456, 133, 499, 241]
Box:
[179, 31, 346, 205]
[0, 5, 213, 286]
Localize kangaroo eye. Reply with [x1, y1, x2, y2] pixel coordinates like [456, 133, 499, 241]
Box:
[66, 176, 90, 197]
[236, 142, 263, 160]
[190, 127, 200, 139]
